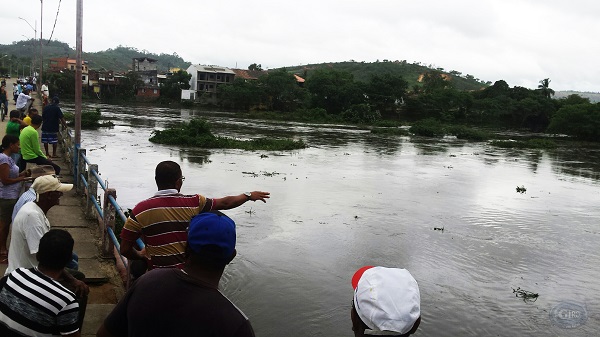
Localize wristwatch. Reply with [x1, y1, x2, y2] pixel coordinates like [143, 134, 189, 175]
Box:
[244, 192, 252, 200]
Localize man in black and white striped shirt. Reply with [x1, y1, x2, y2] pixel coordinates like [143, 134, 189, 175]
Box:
[0, 230, 81, 337]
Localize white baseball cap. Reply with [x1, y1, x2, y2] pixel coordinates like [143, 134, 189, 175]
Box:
[352, 266, 421, 335]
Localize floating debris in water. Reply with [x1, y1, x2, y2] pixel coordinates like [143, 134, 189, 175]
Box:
[512, 287, 539, 302]
[89, 145, 107, 152]
[242, 171, 281, 177]
[260, 154, 269, 158]
[516, 185, 527, 194]
[433, 226, 444, 232]
[245, 208, 255, 216]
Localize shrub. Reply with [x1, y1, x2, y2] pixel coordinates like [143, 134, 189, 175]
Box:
[409, 118, 446, 137]
[149, 118, 306, 150]
[447, 125, 490, 141]
[64, 108, 112, 128]
[342, 104, 381, 123]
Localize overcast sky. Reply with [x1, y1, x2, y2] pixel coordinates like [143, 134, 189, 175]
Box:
[2, 0, 599, 92]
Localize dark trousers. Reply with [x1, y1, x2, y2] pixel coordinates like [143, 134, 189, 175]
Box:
[0, 98, 7, 114]
[59, 268, 88, 331]
[23, 156, 61, 175]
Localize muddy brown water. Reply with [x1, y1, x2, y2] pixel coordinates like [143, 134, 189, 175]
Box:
[73, 103, 599, 336]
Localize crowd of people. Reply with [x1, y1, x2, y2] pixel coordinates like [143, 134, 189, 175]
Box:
[0, 86, 423, 336]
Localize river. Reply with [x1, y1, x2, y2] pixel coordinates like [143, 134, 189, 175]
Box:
[70, 103, 599, 336]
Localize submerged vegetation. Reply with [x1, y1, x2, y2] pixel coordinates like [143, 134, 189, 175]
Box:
[370, 127, 409, 136]
[490, 138, 557, 149]
[149, 118, 306, 150]
[409, 119, 490, 141]
[64, 108, 114, 128]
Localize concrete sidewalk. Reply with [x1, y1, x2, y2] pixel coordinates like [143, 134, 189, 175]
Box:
[0, 87, 123, 336]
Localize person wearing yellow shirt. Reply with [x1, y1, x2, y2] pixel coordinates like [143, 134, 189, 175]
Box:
[22, 108, 39, 126]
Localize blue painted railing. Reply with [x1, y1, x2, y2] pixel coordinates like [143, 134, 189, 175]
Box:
[60, 127, 144, 284]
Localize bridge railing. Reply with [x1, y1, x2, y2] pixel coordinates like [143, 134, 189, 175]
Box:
[59, 126, 144, 286]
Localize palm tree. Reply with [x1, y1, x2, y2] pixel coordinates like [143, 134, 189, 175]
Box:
[538, 78, 555, 99]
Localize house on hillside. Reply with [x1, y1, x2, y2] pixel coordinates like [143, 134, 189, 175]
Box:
[186, 65, 236, 103]
[231, 69, 265, 81]
[132, 57, 159, 98]
[294, 74, 305, 87]
[48, 57, 89, 85]
[88, 69, 122, 98]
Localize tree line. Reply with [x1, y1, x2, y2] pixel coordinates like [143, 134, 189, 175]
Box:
[42, 66, 600, 142]
[217, 69, 599, 141]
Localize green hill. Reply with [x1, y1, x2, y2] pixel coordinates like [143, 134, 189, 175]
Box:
[0, 39, 190, 74]
[0, 39, 486, 90]
[281, 60, 489, 91]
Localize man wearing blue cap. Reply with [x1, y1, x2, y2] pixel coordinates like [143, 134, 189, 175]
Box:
[97, 211, 255, 337]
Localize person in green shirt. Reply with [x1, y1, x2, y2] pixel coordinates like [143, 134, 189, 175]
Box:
[6, 110, 27, 164]
[6, 110, 26, 137]
[18, 114, 61, 175]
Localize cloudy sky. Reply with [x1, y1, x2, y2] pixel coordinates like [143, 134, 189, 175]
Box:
[1, 0, 599, 92]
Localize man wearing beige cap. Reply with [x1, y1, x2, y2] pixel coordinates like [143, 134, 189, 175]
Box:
[351, 266, 421, 337]
[5, 175, 73, 274]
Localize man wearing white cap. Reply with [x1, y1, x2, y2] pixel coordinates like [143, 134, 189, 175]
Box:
[351, 266, 421, 336]
[5, 175, 73, 274]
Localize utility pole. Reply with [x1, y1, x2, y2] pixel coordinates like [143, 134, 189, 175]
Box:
[75, 0, 82, 146]
[39, 0, 44, 93]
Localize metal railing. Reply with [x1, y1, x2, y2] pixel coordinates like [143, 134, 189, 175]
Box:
[59, 126, 144, 284]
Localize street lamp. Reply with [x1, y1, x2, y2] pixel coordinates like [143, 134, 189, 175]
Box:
[18, 17, 36, 38]
[18, 17, 37, 83]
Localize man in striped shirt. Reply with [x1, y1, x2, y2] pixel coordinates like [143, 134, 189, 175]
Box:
[120, 160, 270, 270]
[0, 229, 80, 337]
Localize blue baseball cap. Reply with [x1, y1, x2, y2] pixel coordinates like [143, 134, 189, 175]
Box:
[188, 211, 236, 260]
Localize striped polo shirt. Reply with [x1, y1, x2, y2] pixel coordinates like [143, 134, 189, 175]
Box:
[121, 190, 213, 269]
[0, 268, 79, 336]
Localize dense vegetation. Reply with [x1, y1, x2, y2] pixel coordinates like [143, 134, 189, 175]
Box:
[149, 119, 306, 150]
[0, 40, 189, 75]
[219, 69, 600, 142]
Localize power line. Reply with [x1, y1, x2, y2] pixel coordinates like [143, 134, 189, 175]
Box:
[47, 0, 62, 44]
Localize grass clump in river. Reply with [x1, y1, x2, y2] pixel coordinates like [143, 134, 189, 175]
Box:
[410, 118, 490, 141]
[490, 138, 557, 149]
[64, 108, 114, 128]
[370, 127, 409, 136]
[149, 118, 306, 150]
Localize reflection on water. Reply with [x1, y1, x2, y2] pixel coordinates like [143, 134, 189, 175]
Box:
[68, 102, 600, 337]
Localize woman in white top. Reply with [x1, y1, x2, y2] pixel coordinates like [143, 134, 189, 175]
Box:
[0, 135, 32, 261]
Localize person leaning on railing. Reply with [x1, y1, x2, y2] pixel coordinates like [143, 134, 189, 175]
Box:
[119, 160, 270, 275]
